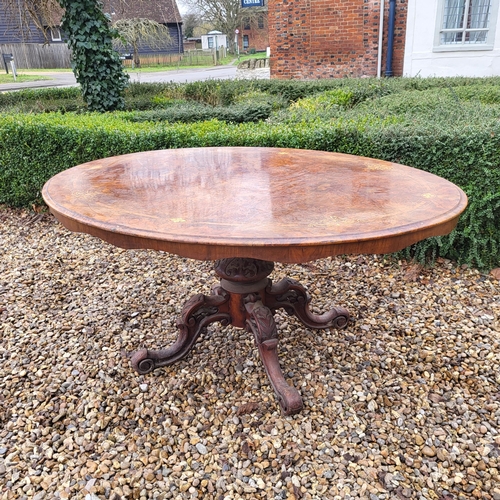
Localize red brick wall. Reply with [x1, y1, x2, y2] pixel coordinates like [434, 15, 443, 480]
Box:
[268, 0, 407, 79]
[239, 12, 269, 53]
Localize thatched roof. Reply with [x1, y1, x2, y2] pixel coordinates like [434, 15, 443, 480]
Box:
[103, 0, 183, 25]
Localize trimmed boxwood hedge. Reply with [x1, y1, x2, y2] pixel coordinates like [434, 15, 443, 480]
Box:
[0, 77, 499, 270]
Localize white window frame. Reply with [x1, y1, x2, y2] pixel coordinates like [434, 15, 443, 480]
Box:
[50, 27, 62, 42]
[434, 0, 499, 51]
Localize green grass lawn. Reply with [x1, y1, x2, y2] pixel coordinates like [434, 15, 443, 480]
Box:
[20, 68, 73, 73]
[0, 73, 51, 84]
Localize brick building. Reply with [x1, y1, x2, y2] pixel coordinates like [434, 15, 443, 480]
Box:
[238, 10, 269, 53]
[268, 0, 407, 79]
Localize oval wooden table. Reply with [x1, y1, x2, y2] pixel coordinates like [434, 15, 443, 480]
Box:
[42, 147, 468, 415]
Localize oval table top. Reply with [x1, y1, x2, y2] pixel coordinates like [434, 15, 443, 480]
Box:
[42, 147, 468, 263]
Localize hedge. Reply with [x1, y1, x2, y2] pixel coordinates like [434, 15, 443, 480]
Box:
[0, 77, 499, 270]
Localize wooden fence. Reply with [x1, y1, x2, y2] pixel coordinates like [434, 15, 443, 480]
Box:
[0, 44, 224, 70]
[122, 49, 224, 69]
[0, 43, 72, 69]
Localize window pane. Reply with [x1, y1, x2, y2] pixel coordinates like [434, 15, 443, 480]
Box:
[468, 0, 491, 28]
[465, 29, 488, 42]
[442, 31, 463, 43]
[441, 0, 491, 44]
[443, 0, 466, 29]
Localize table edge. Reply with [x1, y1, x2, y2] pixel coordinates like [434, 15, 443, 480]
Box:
[41, 147, 469, 263]
[45, 201, 465, 263]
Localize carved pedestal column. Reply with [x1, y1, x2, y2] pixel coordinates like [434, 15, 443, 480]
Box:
[131, 257, 349, 416]
[215, 258, 303, 415]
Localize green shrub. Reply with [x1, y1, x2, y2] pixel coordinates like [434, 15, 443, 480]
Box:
[0, 87, 82, 106]
[123, 101, 273, 124]
[0, 87, 85, 113]
[149, 96, 188, 107]
[270, 89, 362, 123]
[292, 89, 355, 110]
[2, 76, 500, 113]
[1, 76, 500, 270]
[450, 84, 500, 104]
[182, 80, 249, 106]
[59, 0, 129, 111]
[234, 90, 287, 111]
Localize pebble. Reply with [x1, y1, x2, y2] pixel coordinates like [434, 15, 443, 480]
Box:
[422, 446, 436, 457]
[415, 435, 425, 445]
[195, 443, 208, 455]
[0, 208, 499, 500]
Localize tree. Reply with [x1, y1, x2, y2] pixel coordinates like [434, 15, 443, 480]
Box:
[113, 18, 172, 68]
[183, 0, 264, 50]
[184, 0, 240, 37]
[2, 0, 129, 111]
[182, 11, 202, 39]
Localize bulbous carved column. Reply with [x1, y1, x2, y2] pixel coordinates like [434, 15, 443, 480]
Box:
[215, 258, 275, 329]
[215, 258, 274, 291]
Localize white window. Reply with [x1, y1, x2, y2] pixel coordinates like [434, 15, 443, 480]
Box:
[50, 27, 62, 42]
[435, 0, 499, 50]
[208, 36, 214, 48]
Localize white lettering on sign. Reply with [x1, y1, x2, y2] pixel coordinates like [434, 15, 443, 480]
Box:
[242, 0, 262, 5]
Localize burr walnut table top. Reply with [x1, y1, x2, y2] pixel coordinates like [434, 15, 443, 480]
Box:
[42, 147, 468, 263]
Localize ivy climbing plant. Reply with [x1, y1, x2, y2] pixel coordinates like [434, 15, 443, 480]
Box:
[58, 0, 129, 111]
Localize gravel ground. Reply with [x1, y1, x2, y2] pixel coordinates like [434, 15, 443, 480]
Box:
[1, 207, 499, 500]
[235, 67, 270, 79]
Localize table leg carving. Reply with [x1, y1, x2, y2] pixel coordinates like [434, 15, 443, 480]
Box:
[131, 259, 348, 414]
[266, 278, 350, 330]
[245, 297, 303, 416]
[131, 290, 230, 374]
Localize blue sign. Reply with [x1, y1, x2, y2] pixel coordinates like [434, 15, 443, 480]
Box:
[241, 0, 264, 7]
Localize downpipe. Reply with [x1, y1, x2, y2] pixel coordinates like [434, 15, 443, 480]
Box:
[385, 0, 397, 77]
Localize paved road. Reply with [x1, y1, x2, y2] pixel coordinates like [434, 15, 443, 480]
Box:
[0, 65, 239, 92]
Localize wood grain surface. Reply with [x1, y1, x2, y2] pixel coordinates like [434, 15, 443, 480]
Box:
[42, 147, 468, 263]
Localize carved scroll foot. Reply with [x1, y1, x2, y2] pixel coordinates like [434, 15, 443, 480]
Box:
[131, 290, 230, 374]
[245, 298, 303, 416]
[266, 278, 350, 330]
